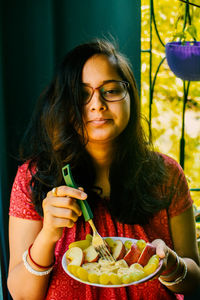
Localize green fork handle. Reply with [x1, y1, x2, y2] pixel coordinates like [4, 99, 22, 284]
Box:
[62, 164, 93, 222]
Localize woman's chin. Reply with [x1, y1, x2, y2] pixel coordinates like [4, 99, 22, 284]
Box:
[87, 134, 117, 144]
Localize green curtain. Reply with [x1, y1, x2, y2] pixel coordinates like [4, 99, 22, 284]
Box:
[0, 0, 9, 293]
[0, 0, 141, 291]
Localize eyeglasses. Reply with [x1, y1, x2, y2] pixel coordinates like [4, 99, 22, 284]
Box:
[80, 80, 129, 104]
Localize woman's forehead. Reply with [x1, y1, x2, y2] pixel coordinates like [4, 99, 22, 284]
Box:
[82, 54, 121, 85]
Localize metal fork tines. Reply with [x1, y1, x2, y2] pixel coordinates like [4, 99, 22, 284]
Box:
[88, 219, 115, 262]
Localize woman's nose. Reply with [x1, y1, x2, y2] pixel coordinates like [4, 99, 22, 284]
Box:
[89, 90, 107, 111]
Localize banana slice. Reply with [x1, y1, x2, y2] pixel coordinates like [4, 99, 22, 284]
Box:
[117, 267, 131, 277]
[82, 262, 99, 269]
[115, 259, 129, 268]
[100, 266, 119, 273]
[98, 258, 115, 267]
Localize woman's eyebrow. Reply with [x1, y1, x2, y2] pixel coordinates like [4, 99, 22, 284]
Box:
[81, 79, 120, 86]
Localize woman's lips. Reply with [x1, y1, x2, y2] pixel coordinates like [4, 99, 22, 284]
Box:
[88, 118, 112, 126]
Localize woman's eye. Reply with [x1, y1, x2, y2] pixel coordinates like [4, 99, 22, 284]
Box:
[105, 89, 120, 95]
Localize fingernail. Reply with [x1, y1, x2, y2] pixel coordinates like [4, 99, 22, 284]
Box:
[81, 192, 87, 199]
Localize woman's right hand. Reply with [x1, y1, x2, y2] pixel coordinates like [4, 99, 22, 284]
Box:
[41, 186, 87, 242]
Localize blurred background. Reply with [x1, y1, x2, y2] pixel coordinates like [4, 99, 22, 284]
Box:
[0, 0, 199, 299]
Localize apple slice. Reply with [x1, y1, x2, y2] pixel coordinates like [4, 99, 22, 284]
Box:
[83, 245, 99, 263]
[105, 237, 115, 248]
[66, 247, 84, 266]
[112, 240, 126, 261]
[69, 239, 90, 250]
[137, 243, 156, 267]
[123, 243, 141, 266]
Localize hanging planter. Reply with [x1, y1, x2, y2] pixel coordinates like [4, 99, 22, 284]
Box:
[165, 41, 200, 81]
[165, 1, 200, 81]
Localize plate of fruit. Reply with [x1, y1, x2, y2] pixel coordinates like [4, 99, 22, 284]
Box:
[62, 235, 163, 287]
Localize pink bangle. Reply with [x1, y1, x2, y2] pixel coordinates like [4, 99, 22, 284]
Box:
[28, 244, 55, 269]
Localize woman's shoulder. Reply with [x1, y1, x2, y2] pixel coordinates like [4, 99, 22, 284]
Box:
[17, 160, 37, 179]
[9, 161, 41, 220]
[156, 153, 193, 216]
[157, 152, 184, 175]
[18, 160, 36, 170]
[156, 152, 189, 189]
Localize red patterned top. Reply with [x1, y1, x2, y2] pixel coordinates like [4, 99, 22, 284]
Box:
[9, 154, 193, 300]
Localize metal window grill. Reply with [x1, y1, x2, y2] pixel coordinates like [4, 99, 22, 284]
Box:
[141, 0, 200, 193]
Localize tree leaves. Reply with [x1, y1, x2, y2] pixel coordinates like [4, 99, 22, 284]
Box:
[141, 0, 200, 205]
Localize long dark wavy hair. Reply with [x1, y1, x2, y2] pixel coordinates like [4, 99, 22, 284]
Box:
[20, 39, 170, 224]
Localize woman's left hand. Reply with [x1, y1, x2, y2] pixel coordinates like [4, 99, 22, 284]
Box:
[151, 239, 170, 273]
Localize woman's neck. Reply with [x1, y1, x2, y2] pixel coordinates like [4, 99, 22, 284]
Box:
[86, 141, 114, 170]
[86, 141, 114, 197]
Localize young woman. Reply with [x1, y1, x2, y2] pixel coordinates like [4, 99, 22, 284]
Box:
[7, 39, 200, 300]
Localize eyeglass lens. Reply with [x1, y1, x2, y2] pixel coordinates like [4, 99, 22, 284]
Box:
[81, 81, 128, 104]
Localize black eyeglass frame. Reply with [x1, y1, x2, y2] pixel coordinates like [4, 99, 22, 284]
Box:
[81, 80, 130, 104]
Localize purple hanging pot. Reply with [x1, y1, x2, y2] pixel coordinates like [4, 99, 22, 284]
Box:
[165, 41, 200, 81]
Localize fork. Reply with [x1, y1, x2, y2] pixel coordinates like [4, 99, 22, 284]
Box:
[62, 164, 115, 262]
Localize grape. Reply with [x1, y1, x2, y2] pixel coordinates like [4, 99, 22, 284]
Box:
[99, 273, 110, 285]
[85, 234, 93, 243]
[109, 273, 122, 285]
[68, 265, 79, 276]
[88, 272, 99, 283]
[130, 270, 145, 281]
[136, 239, 146, 252]
[67, 265, 73, 273]
[143, 254, 159, 276]
[130, 263, 144, 272]
[143, 262, 157, 276]
[105, 238, 115, 248]
[121, 274, 132, 284]
[76, 266, 88, 281]
[148, 254, 159, 266]
[68, 239, 90, 250]
[124, 240, 133, 250]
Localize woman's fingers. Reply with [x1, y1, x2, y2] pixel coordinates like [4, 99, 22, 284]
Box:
[52, 216, 75, 228]
[48, 185, 87, 200]
[151, 239, 169, 273]
[42, 185, 88, 235]
[45, 185, 88, 217]
[45, 196, 82, 217]
[151, 239, 169, 259]
[47, 206, 79, 223]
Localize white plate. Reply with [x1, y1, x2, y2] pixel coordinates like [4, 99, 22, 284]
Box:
[62, 237, 163, 288]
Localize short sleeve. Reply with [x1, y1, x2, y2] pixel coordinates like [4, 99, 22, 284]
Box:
[9, 163, 42, 220]
[161, 154, 193, 218]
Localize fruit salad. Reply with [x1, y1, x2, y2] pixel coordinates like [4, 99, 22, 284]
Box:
[65, 235, 160, 286]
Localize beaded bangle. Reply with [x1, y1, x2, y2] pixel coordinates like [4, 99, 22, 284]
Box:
[160, 251, 180, 279]
[28, 244, 55, 269]
[23, 250, 53, 276]
[159, 259, 187, 286]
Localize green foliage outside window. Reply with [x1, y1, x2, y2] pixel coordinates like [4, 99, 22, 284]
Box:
[141, 0, 200, 207]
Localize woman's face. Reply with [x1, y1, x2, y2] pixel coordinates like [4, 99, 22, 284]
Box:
[81, 54, 130, 145]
